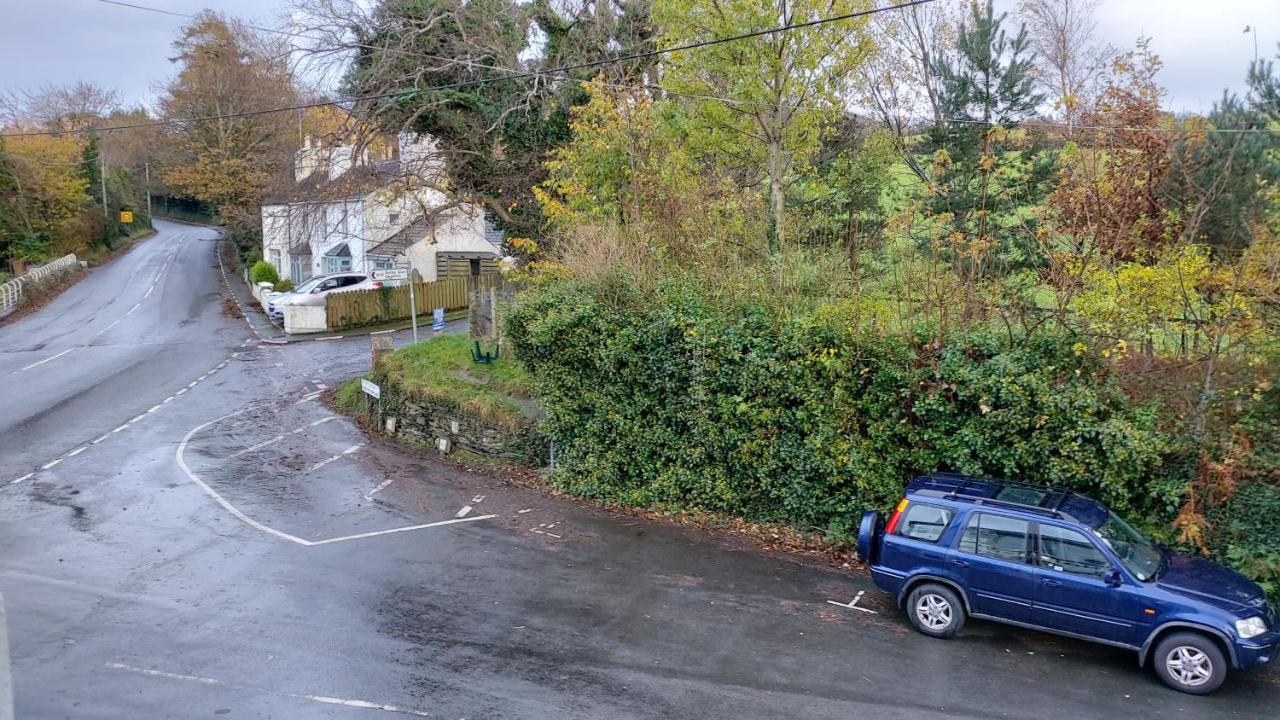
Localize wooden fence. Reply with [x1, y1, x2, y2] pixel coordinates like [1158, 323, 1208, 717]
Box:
[325, 275, 498, 331]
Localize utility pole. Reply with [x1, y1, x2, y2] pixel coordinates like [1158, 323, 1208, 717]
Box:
[99, 152, 108, 219]
[144, 162, 152, 220]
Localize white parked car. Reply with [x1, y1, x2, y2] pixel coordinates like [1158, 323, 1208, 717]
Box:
[265, 273, 383, 321]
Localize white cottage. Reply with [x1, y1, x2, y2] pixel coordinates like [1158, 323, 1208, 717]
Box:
[260, 133, 501, 284]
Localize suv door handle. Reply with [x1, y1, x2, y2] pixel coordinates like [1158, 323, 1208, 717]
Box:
[1042, 579, 1063, 587]
[950, 559, 969, 568]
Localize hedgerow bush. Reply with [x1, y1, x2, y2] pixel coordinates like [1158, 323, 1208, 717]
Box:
[249, 260, 278, 286]
[508, 275, 1171, 541]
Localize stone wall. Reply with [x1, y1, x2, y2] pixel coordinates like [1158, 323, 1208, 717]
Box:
[392, 398, 547, 466]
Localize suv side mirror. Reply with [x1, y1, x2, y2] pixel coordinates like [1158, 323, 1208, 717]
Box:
[1103, 568, 1123, 587]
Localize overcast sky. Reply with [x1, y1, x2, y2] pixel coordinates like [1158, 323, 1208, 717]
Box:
[1, 0, 1277, 115]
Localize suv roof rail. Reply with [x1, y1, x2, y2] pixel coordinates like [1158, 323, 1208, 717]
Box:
[910, 473, 1081, 522]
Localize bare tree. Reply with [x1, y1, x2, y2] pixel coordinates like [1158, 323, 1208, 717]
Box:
[852, 2, 957, 181]
[1016, 0, 1113, 133]
[3, 82, 122, 133]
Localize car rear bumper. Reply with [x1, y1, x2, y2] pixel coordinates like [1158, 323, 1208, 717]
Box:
[869, 565, 906, 596]
[1237, 632, 1280, 668]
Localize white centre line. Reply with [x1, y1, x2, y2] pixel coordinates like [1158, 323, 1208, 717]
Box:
[125, 302, 140, 316]
[94, 319, 121, 337]
[90, 434, 109, 444]
[66, 446, 88, 457]
[16, 347, 75, 372]
[40, 458, 62, 470]
[309, 417, 336, 427]
[143, 284, 155, 299]
[112, 424, 129, 433]
[341, 444, 363, 455]
[10, 473, 33, 485]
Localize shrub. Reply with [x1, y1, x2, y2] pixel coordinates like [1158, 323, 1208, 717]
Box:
[508, 275, 1170, 541]
[274, 278, 294, 292]
[250, 260, 279, 286]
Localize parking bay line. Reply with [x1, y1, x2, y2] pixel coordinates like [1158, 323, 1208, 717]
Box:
[827, 591, 878, 614]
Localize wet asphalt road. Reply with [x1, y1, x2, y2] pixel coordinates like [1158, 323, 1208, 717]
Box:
[1, 220, 1276, 719]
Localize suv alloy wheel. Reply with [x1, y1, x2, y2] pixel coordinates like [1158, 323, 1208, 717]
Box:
[906, 583, 966, 638]
[1153, 632, 1228, 694]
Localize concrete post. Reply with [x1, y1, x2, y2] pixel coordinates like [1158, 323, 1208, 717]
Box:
[0, 593, 13, 720]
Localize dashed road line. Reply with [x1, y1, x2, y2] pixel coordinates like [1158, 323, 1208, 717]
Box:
[94, 319, 121, 337]
[103, 661, 432, 717]
[6, 359, 231, 487]
[455, 506, 473, 518]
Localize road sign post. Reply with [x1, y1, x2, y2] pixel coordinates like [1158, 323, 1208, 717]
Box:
[361, 379, 382, 428]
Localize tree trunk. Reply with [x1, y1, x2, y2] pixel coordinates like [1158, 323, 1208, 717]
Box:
[768, 138, 784, 253]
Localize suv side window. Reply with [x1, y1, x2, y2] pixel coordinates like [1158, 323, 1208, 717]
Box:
[1038, 524, 1112, 578]
[895, 503, 953, 543]
[959, 513, 1030, 563]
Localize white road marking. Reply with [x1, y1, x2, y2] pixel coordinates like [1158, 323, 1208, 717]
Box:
[104, 662, 221, 686]
[517, 508, 533, 514]
[17, 347, 75, 372]
[455, 505, 472, 518]
[90, 435, 109, 444]
[230, 435, 284, 458]
[364, 478, 395, 499]
[308, 455, 343, 472]
[125, 303, 140, 316]
[10, 473, 33, 485]
[298, 695, 431, 717]
[188, 381, 199, 388]
[175, 388, 187, 395]
[315, 336, 343, 341]
[315, 383, 327, 390]
[130, 415, 145, 423]
[143, 284, 154, 299]
[308, 515, 497, 545]
[94, 319, 121, 336]
[112, 424, 129, 433]
[310, 417, 336, 427]
[66, 446, 87, 457]
[178, 410, 497, 546]
[147, 405, 162, 413]
[40, 459, 62, 470]
[163, 396, 175, 403]
[827, 591, 878, 614]
[341, 444, 363, 455]
[472, 495, 485, 504]
[530, 523, 562, 539]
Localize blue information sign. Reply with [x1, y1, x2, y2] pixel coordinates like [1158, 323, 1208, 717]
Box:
[432, 307, 445, 332]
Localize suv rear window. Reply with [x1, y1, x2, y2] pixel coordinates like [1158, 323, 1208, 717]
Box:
[895, 503, 953, 543]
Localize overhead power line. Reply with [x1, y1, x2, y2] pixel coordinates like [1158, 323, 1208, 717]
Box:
[1, 0, 938, 139]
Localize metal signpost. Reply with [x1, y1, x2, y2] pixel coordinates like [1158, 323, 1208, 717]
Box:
[361, 379, 382, 427]
[372, 261, 416, 343]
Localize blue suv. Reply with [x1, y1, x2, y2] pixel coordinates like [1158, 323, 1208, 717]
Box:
[858, 473, 1279, 694]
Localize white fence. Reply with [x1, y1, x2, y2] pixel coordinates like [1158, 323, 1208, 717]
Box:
[0, 254, 79, 318]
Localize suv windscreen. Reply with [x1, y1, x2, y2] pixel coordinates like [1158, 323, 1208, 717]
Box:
[959, 513, 1029, 563]
[1038, 525, 1111, 578]
[1094, 512, 1163, 581]
[895, 503, 952, 543]
[293, 277, 325, 294]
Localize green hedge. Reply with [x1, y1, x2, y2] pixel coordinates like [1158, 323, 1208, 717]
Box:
[249, 260, 279, 286]
[508, 277, 1172, 541]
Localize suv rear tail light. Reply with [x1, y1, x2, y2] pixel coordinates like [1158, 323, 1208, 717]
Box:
[884, 498, 909, 535]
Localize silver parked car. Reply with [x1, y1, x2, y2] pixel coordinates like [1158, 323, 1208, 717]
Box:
[265, 273, 383, 321]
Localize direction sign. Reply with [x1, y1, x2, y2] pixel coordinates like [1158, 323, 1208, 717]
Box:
[370, 267, 409, 281]
[361, 379, 381, 399]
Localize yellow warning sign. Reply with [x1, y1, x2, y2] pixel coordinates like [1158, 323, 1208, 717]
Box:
[119, 210, 134, 223]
